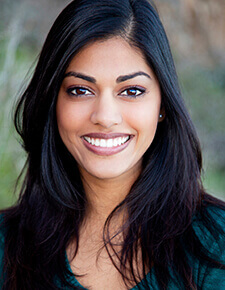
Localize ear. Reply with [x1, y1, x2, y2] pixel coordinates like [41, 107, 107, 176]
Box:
[158, 107, 165, 122]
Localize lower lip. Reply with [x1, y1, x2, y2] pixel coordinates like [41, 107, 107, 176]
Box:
[82, 137, 133, 156]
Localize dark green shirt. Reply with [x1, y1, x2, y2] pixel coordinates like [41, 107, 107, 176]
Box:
[1, 206, 225, 289]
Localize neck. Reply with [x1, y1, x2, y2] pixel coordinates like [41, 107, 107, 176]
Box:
[80, 167, 141, 222]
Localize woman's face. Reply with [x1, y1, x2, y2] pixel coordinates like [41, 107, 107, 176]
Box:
[56, 37, 162, 182]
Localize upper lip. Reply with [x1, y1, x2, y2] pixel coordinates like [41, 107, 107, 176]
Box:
[81, 133, 132, 139]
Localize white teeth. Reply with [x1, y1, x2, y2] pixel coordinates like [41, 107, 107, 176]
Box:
[100, 139, 106, 147]
[95, 139, 100, 146]
[85, 136, 91, 143]
[84, 136, 130, 147]
[113, 138, 118, 147]
[106, 139, 113, 147]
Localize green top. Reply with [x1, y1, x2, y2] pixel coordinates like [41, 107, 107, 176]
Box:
[1, 205, 225, 289]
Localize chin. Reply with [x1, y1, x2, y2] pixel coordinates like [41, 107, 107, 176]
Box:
[89, 170, 125, 180]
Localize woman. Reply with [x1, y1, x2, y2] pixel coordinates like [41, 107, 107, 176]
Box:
[0, 0, 225, 289]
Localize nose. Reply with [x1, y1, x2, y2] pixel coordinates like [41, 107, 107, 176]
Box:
[90, 92, 123, 128]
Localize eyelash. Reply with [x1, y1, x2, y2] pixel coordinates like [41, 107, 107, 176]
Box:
[66, 86, 146, 98]
[120, 86, 146, 98]
[66, 86, 93, 97]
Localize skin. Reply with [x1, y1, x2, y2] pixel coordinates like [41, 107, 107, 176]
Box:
[56, 37, 163, 289]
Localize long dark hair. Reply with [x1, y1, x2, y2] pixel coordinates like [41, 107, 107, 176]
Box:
[1, 0, 225, 289]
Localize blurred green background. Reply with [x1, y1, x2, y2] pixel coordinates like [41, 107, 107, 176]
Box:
[0, 0, 225, 209]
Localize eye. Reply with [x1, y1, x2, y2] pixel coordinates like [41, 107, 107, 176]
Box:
[66, 86, 93, 97]
[120, 87, 146, 98]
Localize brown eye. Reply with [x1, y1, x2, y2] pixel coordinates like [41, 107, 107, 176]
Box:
[75, 88, 87, 95]
[120, 87, 145, 98]
[67, 87, 93, 97]
[127, 89, 139, 96]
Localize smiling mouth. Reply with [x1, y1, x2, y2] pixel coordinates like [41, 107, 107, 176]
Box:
[83, 136, 130, 148]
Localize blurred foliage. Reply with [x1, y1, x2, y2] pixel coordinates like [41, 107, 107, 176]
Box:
[0, 0, 224, 209]
[178, 65, 225, 200]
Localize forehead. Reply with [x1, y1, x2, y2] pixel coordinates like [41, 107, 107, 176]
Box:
[66, 37, 153, 78]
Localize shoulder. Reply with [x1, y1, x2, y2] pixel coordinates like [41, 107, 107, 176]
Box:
[193, 200, 225, 225]
[192, 201, 225, 288]
[0, 213, 5, 247]
[0, 214, 5, 285]
[193, 202, 225, 246]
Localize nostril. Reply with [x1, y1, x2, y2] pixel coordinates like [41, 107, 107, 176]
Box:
[90, 102, 123, 128]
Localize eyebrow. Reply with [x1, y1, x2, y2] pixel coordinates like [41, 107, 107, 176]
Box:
[116, 71, 151, 83]
[64, 71, 151, 84]
[64, 71, 96, 83]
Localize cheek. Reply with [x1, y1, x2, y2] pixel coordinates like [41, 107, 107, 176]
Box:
[123, 101, 160, 135]
[56, 100, 89, 135]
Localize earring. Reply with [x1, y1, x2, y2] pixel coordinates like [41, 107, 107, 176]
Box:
[159, 114, 163, 118]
